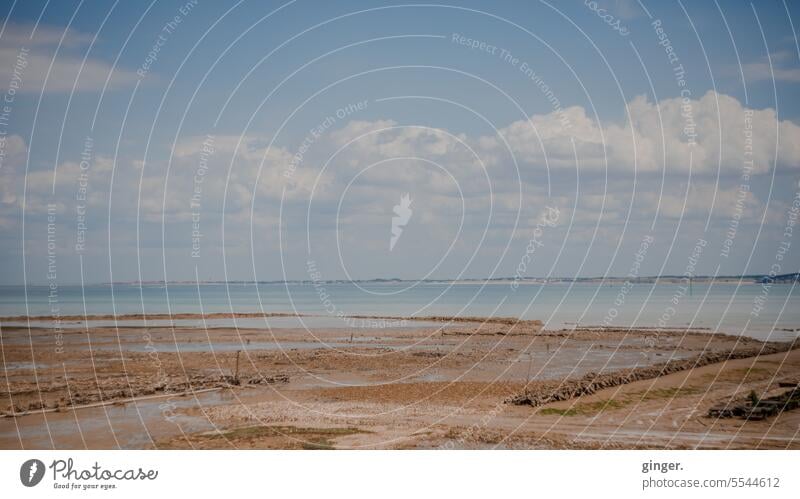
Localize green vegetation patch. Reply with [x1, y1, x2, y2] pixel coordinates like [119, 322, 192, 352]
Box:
[538, 386, 701, 416]
[199, 425, 366, 449]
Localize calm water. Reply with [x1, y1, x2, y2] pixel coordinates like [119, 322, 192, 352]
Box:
[0, 281, 798, 340]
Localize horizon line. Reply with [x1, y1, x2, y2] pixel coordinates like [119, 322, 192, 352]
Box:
[7, 272, 799, 287]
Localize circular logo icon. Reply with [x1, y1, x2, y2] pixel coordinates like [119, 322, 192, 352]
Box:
[20, 459, 45, 487]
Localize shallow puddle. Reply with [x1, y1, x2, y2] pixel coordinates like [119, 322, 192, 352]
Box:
[0, 388, 250, 449]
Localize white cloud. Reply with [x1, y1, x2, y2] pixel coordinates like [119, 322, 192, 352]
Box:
[742, 51, 800, 83]
[330, 120, 468, 159]
[2, 91, 796, 279]
[637, 182, 760, 220]
[1, 24, 94, 48]
[0, 24, 139, 93]
[329, 92, 800, 181]
[488, 90, 800, 175]
[0, 134, 27, 204]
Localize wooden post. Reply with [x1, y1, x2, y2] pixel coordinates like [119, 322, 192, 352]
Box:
[526, 352, 534, 384]
[234, 350, 241, 385]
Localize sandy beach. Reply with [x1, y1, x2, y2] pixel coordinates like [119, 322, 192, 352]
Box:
[1, 314, 798, 450]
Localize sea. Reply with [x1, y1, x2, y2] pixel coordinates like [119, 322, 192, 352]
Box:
[1, 281, 798, 341]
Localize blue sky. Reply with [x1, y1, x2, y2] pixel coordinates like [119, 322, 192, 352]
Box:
[1, 0, 800, 284]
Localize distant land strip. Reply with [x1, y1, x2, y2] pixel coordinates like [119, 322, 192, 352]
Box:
[43, 272, 800, 286]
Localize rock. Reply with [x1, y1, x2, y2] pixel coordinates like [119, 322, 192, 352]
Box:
[508, 339, 799, 407]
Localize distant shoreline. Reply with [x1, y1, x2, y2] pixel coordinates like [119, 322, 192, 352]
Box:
[8, 273, 799, 287]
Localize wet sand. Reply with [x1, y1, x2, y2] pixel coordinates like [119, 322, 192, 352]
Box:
[1, 315, 798, 449]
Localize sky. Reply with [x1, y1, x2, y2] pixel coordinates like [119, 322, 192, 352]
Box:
[1, 0, 800, 284]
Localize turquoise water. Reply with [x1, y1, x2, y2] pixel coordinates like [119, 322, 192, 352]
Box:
[0, 281, 798, 340]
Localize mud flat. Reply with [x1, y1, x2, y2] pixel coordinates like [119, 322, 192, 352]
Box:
[1, 316, 798, 449]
